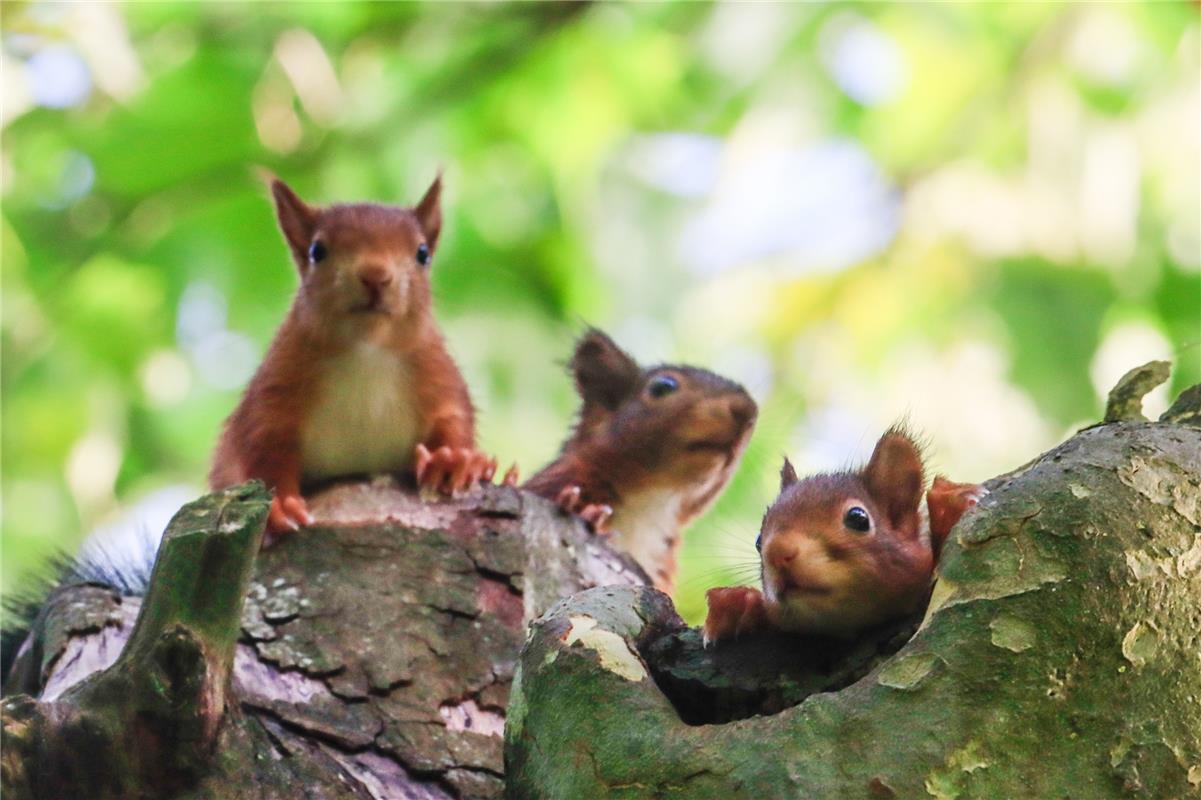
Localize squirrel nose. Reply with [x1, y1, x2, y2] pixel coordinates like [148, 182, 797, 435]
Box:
[727, 395, 757, 431]
[765, 540, 799, 570]
[358, 266, 392, 291]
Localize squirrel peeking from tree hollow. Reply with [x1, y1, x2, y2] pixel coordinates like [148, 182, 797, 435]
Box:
[703, 427, 985, 646]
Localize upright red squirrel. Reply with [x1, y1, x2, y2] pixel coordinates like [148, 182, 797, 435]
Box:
[210, 176, 496, 537]
[524, 330, 757, 593]
[704, 427, 984, 645]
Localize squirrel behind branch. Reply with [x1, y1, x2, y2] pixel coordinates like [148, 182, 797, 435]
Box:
[210, 176, 496, 537]
[524, 329, 758, 593]
[703, 427, 984, 645]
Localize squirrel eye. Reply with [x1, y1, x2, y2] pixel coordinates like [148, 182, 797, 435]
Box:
[647, 374, 679, 399]
[755, 532, 763, 553]
[843, 506, 871, 533]
[308, 241, 327, 264]
[416, 243, 431, 266]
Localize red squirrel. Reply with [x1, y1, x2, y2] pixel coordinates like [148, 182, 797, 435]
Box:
[703, 427, 984, 645]
[210, 176, 496, 537]
[524, 329, 758, 593]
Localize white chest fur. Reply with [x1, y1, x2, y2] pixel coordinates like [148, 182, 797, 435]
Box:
[610, 488, 685, 585]
[301, 342, 420, 481]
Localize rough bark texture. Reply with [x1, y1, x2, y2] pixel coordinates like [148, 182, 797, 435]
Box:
[506, 413, 1201, 798]
[5, 368, 1199, 799]
[2, 482, 269, 799]
[2, 478, 645, 799]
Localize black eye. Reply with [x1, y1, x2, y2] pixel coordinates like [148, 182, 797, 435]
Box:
[844, 506, 871, 533]
[308, 240, 327, 264]
[648, 374, 678, 399]
[416, 243, 431, 266]
[755, 533, 763, 553]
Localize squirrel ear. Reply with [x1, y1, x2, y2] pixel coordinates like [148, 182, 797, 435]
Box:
[271, 180, 318, 267]
[570, 329, 642, 411]
[414, 173, 443, 253]
[861, 428, 925, 535]
[779, 457, 799, 492]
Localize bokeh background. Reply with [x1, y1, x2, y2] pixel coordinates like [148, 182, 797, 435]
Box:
[2, 3, 1198, 622]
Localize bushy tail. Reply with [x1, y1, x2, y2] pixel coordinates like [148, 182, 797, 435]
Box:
[1, 487, 193, 690]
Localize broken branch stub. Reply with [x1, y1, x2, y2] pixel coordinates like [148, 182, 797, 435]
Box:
[1103, 360, 1171, 423]
[1, 482, 271, 800]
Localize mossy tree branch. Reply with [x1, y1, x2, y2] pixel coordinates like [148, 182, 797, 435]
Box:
[1, 482, 270, 799]
[2, 480, 645, 799]
[505, 383, 1201, 799]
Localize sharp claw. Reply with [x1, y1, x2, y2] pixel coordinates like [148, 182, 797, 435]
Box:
[579, 503, 613, 534]
[471, 452, 490, 487]
[556, 485, 581, 513]
[595, 504, 613, 533]
[503, 464, 520, 487]
[483, 457, 497, 483]
[449, 450, 471, 493]
[281, 496, 310, 525]
[415, 444, 432, 482]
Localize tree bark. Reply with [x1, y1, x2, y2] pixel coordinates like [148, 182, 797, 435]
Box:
[505, 400, 1201, 797]
[2, 478, 645, 799]
[4, 369, 1198, 799]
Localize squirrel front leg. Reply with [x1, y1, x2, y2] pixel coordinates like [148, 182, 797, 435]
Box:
[242, 432, 313, 542]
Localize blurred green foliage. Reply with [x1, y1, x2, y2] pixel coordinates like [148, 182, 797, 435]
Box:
[2, 3, 1198, 623]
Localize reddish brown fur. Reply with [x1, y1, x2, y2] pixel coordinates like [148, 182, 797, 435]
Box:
[210, 176, 482, 536]
[525, 330, 757, 591]
[704, 427, 983, 644]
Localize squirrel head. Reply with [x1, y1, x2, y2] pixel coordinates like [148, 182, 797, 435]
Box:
[269, 175, 443, 335]
[569, 329, 757, 500]
[757, 427, 934, 635]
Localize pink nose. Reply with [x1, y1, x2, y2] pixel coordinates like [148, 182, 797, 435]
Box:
[359, 267, 392, 291]
[765, 540, 798, 570]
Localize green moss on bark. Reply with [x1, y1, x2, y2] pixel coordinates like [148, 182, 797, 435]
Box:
[506, 421, 1201, 799]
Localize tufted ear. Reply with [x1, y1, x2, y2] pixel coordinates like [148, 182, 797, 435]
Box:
[779, 457, 799, 492]
[414, 173, 443, 253]
[861, 427, 925, 535]
[570, 329, 643, 411]
[271, 179, 319, 269]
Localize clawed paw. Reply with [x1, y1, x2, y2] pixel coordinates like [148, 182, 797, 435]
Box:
[702, 586, 767, 648]
[415, 444, 498, 495]
[554, 484, 613, 535]
[927, 477, 987, 554]
[265, 493, 314, 545]
[578, 503, 613, 534]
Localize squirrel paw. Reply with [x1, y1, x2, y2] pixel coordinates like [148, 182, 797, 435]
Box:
[553, 485, 612, 535]
[265, 493, 314, 545]
[927, 477, 987, 550]
[578, 503, 613, 535]
[703, 586, 768, 648]
[415, 444, 497, 495]
[554, 484, 582, 511]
